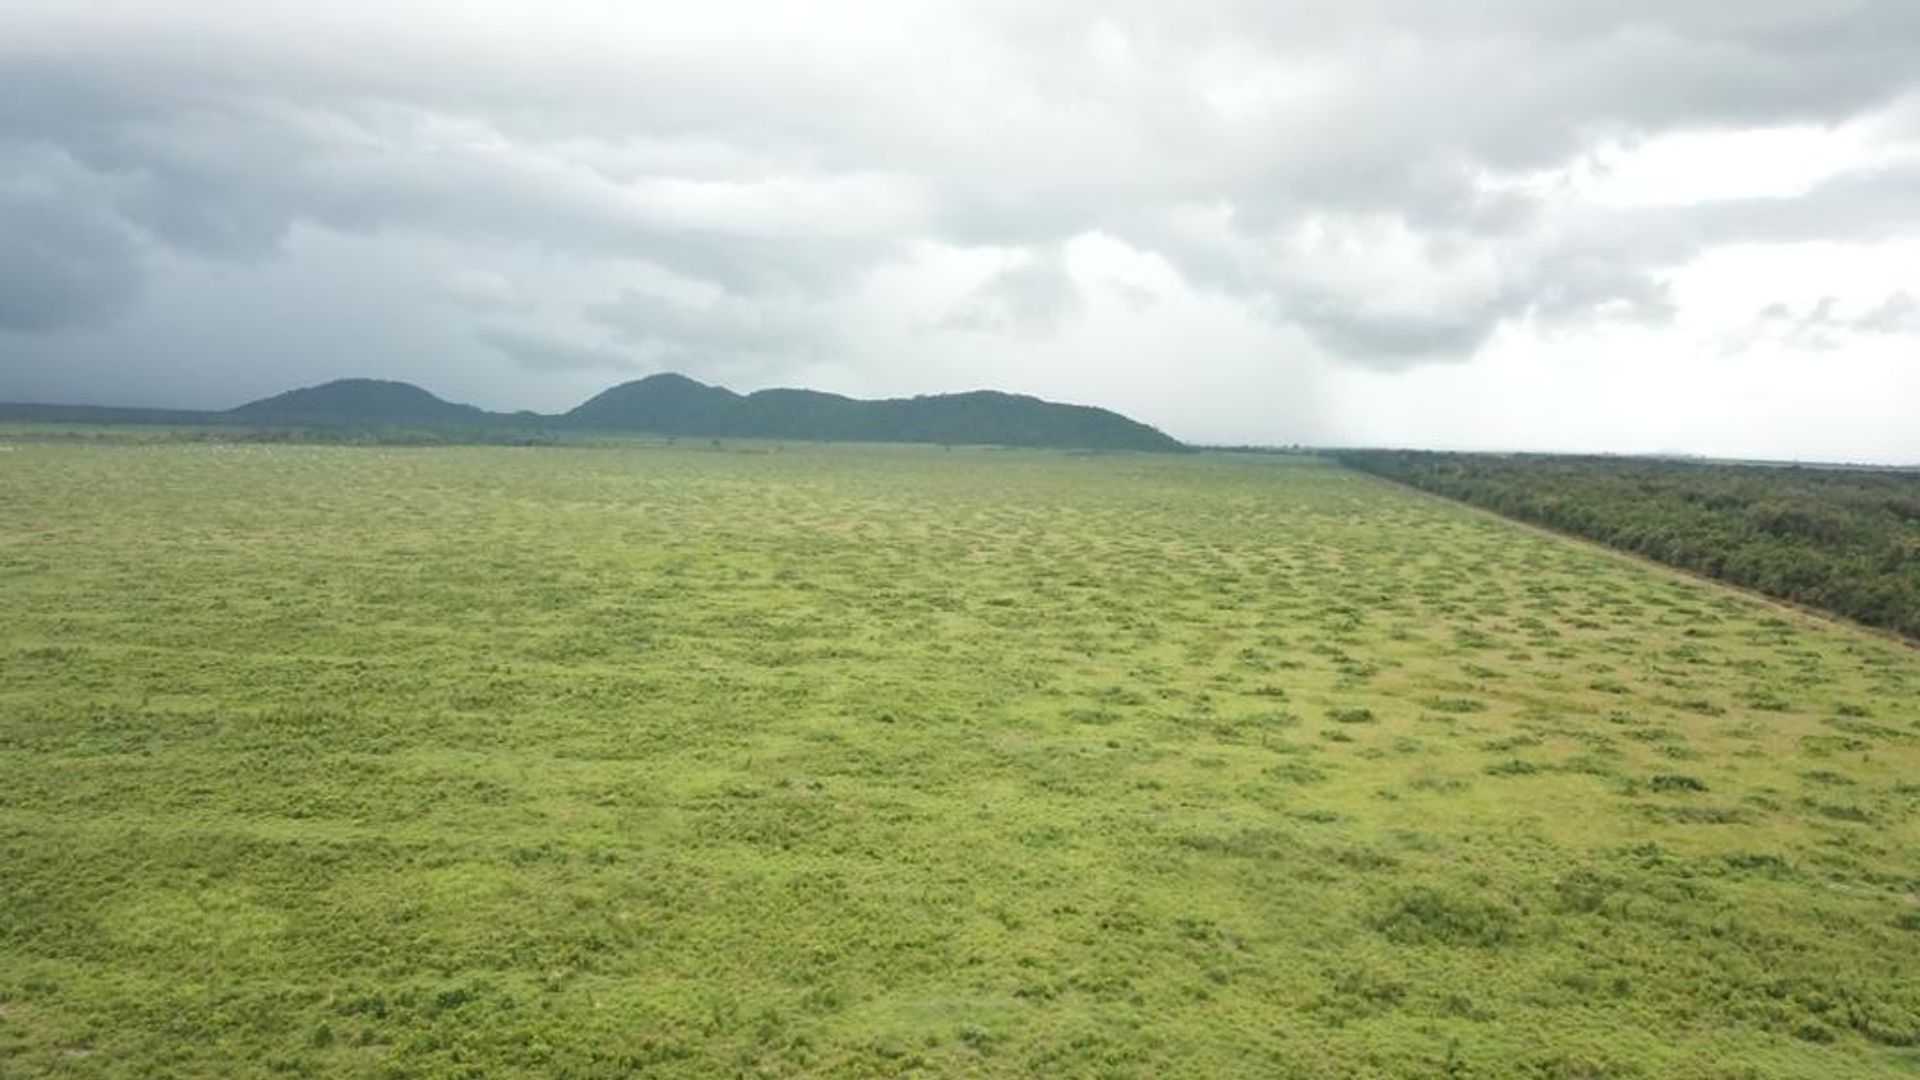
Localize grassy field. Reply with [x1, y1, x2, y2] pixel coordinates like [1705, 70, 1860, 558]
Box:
[2, 441, 1918, 1078]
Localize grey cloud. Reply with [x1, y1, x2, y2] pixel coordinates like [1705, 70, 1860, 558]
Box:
[1272, 250, 1672, 367]
[1662, 161, 1920, 249]
[0, 153, 143, 332]
[1118, 203, 1677, 367]
[1, 61, 911, 303]
[477, 327, 636, 373]
[432, 270, 533, 313]
[1287, 303, 1498, 364]
[942, 248, 1085, 338]
[952, 1, 1920, 227]
[1752, 299, 1841, 352]
[953, 3, 1920, 359]
[1740, 291, 1920, 352]
[1135, 154, 1919, 366]
[2, 0, 1920, 398]
[585, 289, 836, 383]
[1854, 291, 1920, 335]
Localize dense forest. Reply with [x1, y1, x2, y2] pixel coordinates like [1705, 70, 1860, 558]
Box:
[1334, 451, 1920, 639]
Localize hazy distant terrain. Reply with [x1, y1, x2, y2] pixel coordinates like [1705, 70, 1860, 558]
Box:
[3, 440, 1915, 1077]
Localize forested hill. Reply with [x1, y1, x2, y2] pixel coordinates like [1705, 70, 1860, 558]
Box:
[5, 374, 1183, 452]
[228, 379, 492, 427]
[1334, 450, 1920, 639]
[564, 373, 1186, 451]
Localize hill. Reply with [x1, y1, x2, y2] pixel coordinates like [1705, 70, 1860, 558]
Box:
[7, 373, 1184, 451]
[563, 373, 742, 434]
[565, 373, 1185, 451]
[228, 378, 492, 427]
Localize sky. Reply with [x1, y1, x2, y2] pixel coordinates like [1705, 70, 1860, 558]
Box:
[2, 1, 1918, 461]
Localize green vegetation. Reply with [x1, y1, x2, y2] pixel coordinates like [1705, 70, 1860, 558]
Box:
[1335, 450, 1920, 639]
[2, 440, 1917, 1077]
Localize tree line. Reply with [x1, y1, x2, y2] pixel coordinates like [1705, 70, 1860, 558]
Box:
[1332, 451, 1920, 639]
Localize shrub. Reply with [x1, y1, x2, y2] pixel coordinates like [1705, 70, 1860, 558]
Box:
[1648, 773, 1708, 793]
[1374, 886, 1518, 948]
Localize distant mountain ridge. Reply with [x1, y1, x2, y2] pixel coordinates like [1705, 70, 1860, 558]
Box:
[565, 374, 1183, 451]
[0, 374, 1185, 452]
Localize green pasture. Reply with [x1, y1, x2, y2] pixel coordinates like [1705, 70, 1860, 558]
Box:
[1, 441, 1916, 1077]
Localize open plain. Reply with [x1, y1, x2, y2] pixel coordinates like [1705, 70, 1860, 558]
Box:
[2, 441, 1917, 1077]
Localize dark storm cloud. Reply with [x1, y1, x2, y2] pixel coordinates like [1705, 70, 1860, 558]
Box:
[1, 0, 1919, 399]
[0, 190, 140, 332]
[0, 56, 911, 304]
[0, 169, 142, 332]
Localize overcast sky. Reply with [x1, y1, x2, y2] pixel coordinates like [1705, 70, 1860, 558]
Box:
[3, 2, 1918, 460]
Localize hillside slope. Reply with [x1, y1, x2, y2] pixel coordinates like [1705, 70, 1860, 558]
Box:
[229, 379, 493, 427]
[566, 373, 1185, 451]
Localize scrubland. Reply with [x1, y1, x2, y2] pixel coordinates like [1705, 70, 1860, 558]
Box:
[2, 441, 1916, 1077]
